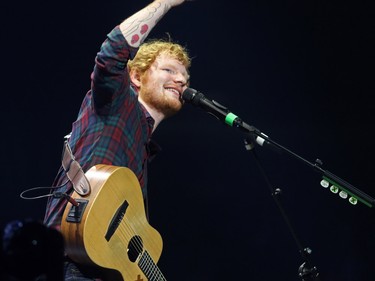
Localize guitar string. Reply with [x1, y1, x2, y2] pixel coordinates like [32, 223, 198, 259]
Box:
[121, 219, 155, 275]
[101, 180, 148, 276]
[120, 220, 158, 279]
[112, 202, 154, 276]
[102, 201, 148, 277]
[139, 250, 166, 281]
[145, 251, 166, 281]
[90, 168, 166, 280]
[119, 214, 166, 280]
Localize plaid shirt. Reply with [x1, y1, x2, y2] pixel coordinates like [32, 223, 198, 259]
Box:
[44, 26, 158, 229]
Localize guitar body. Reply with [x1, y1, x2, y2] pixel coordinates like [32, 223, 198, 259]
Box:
[61, 164, 163, 281]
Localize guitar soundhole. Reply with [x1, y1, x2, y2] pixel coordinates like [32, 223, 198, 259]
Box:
[128, 235, 143, 262]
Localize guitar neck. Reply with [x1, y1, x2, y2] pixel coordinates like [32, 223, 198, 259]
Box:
[138, 250, 167, 281]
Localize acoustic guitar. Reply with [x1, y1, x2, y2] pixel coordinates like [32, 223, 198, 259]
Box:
[61, 164, 166, 281]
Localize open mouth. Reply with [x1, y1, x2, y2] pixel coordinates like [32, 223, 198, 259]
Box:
[165, 87, 181, 98]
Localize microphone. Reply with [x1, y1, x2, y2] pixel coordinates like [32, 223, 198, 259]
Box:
[182, 87, 242, 128]
[182, 87, 278, 151]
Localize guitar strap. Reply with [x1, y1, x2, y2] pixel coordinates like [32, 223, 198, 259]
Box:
[61, 138, 91, 196]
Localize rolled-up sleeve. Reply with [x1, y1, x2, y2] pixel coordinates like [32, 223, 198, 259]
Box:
[91, 26, 138, 115]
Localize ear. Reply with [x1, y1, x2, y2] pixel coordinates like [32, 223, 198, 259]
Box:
[130, 70, 141, 90]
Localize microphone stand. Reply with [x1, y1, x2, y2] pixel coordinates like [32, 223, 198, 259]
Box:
[235, 119, 375, 208]
[244, 138, 320, 281]
[234, 119, 375, 281]
[182, 88, 375, 279]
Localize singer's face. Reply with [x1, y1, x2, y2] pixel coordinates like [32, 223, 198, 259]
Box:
[137, 53, 189, 117]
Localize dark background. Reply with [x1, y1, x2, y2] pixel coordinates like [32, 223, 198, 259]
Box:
[1, 0, 375, 280]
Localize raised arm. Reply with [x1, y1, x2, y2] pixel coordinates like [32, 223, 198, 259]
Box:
[119, 0, 186, 47]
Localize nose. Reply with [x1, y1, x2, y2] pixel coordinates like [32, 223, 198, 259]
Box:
[174, 72, 188, 86]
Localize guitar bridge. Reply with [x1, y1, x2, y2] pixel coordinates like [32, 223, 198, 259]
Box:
[66, 199, 88, 223]
[105, 200, 129, 241]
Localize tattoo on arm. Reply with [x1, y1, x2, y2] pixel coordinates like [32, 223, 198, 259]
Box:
[122, 2, 169, 46]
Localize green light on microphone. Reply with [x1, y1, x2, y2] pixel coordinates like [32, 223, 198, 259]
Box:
[225, 113, 238, 126]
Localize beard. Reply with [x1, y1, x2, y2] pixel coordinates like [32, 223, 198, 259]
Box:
[140, 89, 183, 118]
[139, 78, 183, 118]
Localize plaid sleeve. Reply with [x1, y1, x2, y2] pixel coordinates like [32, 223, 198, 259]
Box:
[91, 25, 139, 115]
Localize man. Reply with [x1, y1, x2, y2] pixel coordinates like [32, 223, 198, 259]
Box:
[43, 0, 191, 279]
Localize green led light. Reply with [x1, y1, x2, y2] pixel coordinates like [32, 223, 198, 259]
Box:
[320, 179, 329, 188]
[349, 197, 358, 205]
[322, 176, 372, 208]
[330, 185, 339, 194]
